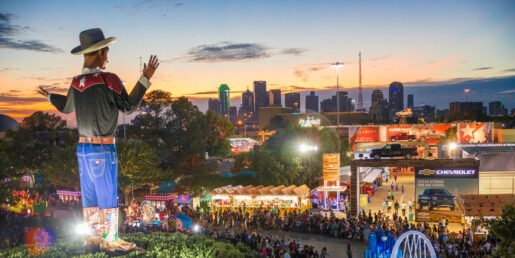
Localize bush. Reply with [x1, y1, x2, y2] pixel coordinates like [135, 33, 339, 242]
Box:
[0, 232, 255, 258]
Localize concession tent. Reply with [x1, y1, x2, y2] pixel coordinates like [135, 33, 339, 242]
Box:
[56, 189, 81, 202]
[144, 194, 177, 210]
[210, 184, 311, 210]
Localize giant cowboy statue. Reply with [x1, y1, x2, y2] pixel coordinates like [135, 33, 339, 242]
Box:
[37, 28, 159, 251]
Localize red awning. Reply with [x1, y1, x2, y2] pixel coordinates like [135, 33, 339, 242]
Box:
[144, 194, 176, 201]
[56, 190, 81, 197]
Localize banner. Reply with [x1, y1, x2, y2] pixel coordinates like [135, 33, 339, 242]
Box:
[414, 167, 478, 222]
[354, 126, 380, 143]
[458, 122, 493, 143]
[322, 153, 340, 181]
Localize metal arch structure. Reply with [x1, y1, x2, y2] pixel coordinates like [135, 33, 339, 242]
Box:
[391, 230, 437, 258]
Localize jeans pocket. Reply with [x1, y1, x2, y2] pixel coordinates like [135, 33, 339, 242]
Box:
[87, 152, 110, 178]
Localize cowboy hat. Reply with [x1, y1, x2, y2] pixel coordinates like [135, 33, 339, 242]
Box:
[71, 28, 116, 55]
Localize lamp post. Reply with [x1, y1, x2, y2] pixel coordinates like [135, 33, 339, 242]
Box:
[331, 62, 344, 126]
[464, 88, 470, 102]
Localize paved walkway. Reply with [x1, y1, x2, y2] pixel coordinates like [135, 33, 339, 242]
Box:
[365, 174, 416, 218]
[256, 229, 366, 258]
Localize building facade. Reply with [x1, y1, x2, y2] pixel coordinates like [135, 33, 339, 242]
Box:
[218, 84, 230, 116]
[388, 81, 404, 118]
[371, 89, 384, 106]
[305, 91, 319, 113]
[269, 89, 282, 106]
[208, 98, 221, 114]
[285, 92, 301, 113]
[407, 94, 414, 108]
[253, 81, 268, 114]
[489, 101, 507, 116]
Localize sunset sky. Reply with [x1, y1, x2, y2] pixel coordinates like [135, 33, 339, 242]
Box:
[1, 0, 515, 120]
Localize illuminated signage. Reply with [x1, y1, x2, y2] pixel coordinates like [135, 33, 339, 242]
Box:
[299, 116, 321, 127]
[415, 168, 478, 178]
[323, 153, 340, 181]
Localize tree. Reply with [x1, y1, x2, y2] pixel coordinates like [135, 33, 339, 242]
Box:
[139, 90, 173, 132]
[117, 140, 161, 205]
[42, 144, 80, 189]
[233, 125, 341, 188]
[205, 110, 233, 157]
[162, 97, 207, 175]
[21, 111, 67, 130]
[487, 204, 515, 257]
[0, 143, 17, 204]
[4, 112, 76, 176]
[266, 115, 290, 130]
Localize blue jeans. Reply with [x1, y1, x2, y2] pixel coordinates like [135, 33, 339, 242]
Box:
[77, 143, 118, 209]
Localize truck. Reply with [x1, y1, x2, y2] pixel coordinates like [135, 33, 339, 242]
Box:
[390, 133, 417, 141]
[369, 144, 418, 159]
[418, 188, 455, 211]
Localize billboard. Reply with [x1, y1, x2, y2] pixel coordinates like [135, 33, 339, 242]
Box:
[457, 122, 493, 143]
[354, 126, 380, 143]
[415, 167, 478, 223]
[348, 124, 452, 146]
[323, 153, 340, 181]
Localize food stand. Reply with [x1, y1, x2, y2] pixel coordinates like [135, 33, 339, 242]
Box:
[210, 185, 311, 211]
[143, 193, 176, 211]
[56, 189, 81, 203]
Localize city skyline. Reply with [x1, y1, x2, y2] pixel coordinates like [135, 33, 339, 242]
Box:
[1, 0, 515, 120]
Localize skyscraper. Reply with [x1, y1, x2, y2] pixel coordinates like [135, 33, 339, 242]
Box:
[407, 94, 414, 108]
[337, 91, 349, 112]
[285, 92, 301, 113]
[371, 89, 384, 106]
[488, 101, 507, 116]
[388, 81, 404, 118]
[320, 98, 335, 112]
[229, 106, 238, 123]
[208, 98, 220, 114]
[305, 91, 319, 113]
[269, 89, 282, 106]
[218, 84, 230, 116]
[241, 89, 254, 115]
[253, 81, 268, 113]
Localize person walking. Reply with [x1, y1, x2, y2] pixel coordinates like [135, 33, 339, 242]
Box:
[346, 243, 353, 258]
[394, 201, 399, 214]
[401, 201, 406, 216]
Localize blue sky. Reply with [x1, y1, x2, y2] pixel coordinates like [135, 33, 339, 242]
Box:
[0, 0, 514, 118]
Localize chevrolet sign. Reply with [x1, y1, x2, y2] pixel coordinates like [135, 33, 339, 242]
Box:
[416, 168, 478, 178]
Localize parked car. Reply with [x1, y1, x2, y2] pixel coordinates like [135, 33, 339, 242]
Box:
[369, 144, 418, 159]
[390, 133, 417, 141]
[418, 188, 455, 211]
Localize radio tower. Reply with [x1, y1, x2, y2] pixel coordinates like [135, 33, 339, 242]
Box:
[357, 52, 364, 112]
[139, 56, 143, 75]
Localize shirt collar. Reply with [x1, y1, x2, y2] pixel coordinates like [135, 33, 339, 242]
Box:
[82, 67, 102, 74]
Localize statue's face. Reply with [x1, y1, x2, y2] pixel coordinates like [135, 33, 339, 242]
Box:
[98, 47, 110, 70]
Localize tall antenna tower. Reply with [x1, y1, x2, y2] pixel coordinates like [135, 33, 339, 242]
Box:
[139, 56, 143, 75]
[357, 52, 364, 111]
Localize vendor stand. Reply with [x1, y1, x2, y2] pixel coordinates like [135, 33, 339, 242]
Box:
[210, 185, 311, 214]
[56, 189, 81, 203]
[143, 193, 176, 211]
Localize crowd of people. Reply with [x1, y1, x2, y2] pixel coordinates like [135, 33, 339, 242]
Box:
[0, 210, 58, 249]
[205, 228, 337, 258]
[192, 207, 497, 258]
[0, 194, 500, 258]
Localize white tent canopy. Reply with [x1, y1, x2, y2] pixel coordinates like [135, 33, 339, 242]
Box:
[361, 168, 383, 183]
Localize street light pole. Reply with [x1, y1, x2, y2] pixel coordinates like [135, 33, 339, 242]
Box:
[331, 62, 344, 126]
